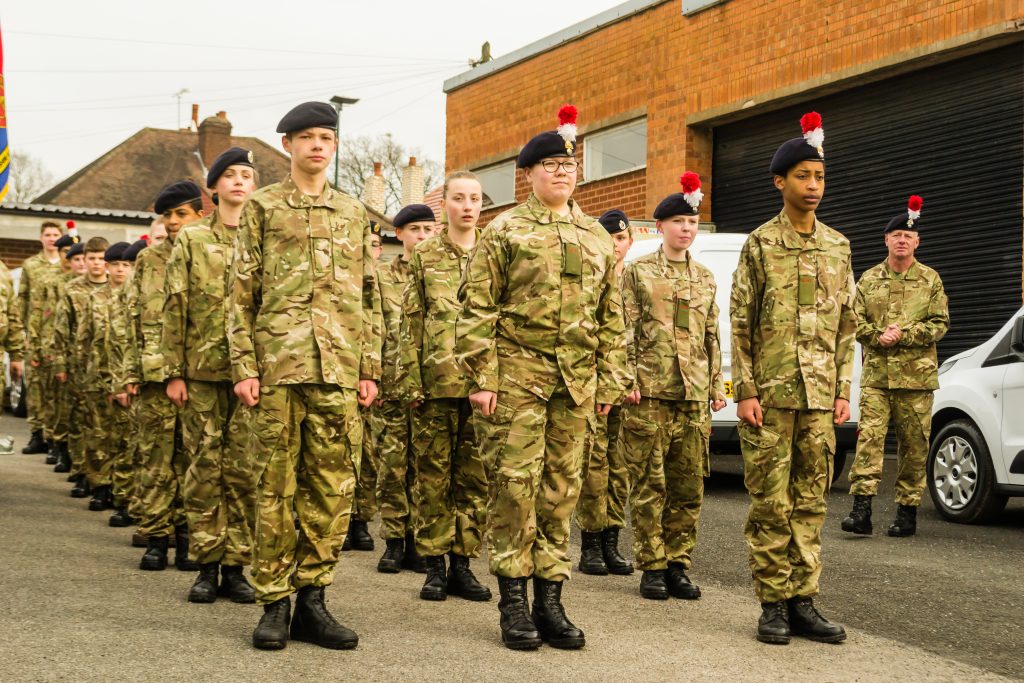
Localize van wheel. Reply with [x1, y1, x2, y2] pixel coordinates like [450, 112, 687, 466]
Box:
[927, 419, 1007, 524]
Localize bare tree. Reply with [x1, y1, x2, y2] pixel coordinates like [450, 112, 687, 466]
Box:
[332, 133, 442, 215]
[6, 151, 55, 203]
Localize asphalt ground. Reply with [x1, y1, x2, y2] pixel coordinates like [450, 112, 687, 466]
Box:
[1, 413, 1020, 682]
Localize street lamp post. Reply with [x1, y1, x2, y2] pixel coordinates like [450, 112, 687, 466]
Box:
[330, 95, 359, 189]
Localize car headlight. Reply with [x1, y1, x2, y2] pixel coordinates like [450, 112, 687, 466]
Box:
[938, 358, 957, 376]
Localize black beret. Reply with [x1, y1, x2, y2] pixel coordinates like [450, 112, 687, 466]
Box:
[123, 239, 148, 263]
[884, 196, 924, 234]
[598, 210, 630, 234]
[154, 180, 202, 215]
[769, 137, 826, 177]
[207, 147, 254, 188]
[65, 242, 84, 260]
[369, 220, 382, 236]
[276, 101, 338, 134]
[653, 172, 704, 220]
[55, 233, 81, 249]
[393, 204, 435, 228]
[104, 241, 131, 262]
[517, 131, 577, 169]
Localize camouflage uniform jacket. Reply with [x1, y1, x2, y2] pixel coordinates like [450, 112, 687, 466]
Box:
[730, 210, 856, 411]
[855, 260, 949, 390]
[112, 269, 142, 391]
[18, 252, 62, 362]
[117, 237, 180, 385]
[0, 261, 25, 361]
[455, 194, 630, 406]
[228, 175, 382, 387]
[51, 276, 106, 376]
[81, 283, 131, 393]
[377, 254, 412, 401]
[401, 227, 478, 402]
[163, 211, 236, 382]
[622, 247, 725, 402]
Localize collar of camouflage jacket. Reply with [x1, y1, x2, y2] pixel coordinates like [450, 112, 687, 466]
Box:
[655, 245, 693, 280]
[439, 225, 480, 257]
[524, 193, 590, 229]
[282, 174, 337, 210]
[883, 259, 920, 280]
[776, 209, 827, 251]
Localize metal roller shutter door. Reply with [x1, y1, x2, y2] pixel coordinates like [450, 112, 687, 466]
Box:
[711, 43, 1023, 360]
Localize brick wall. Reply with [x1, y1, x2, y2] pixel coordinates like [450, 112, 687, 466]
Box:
[447, 0, 1021, 220]
[0, 240, 41, 269]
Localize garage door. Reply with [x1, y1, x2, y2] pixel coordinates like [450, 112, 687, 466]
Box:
[712, 43, 1023, 360]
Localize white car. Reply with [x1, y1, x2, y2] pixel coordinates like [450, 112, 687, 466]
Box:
[928, 307, 1024, 523]
[625, 234, 861, 479]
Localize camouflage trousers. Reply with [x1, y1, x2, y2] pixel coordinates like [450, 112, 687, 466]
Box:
[740, 408, 834, 604]
[109, 400, 133, 508]
[375, 400, 414, 540]
[245, 384, 360, 605]
[576, 404, 630, 533]
[477, 380, 592, 581]
[181, 380, 253, 566]
[25, 361, 46, 432]
[411, 397, 488, 558]
[82, 390, 118, 487]
[850, 387, 933, 506]
[621, 399, 710, 571]
[352, 406, 380, 523]
[51, 373, 71, 443]
[64, 381, 87, 476]
[135, 382, 186, 538]
[124, 400, 143, 518]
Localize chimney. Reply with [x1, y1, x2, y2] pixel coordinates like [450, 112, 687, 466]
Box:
[400, 156, 425, 207]
[361, 162, 386, 215]
[198, 111, 233, 167]
[191, 104, 199, 131]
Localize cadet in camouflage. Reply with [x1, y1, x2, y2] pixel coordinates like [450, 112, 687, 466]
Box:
[401, 176, 492, 601]
[456, 104, 630, 651]
[843, 196, 948, 539]
[619, 176, 726, 601]
[230, 103, 380, 651]
[730, 112, 853, 645]
[0, 256, 25, 455]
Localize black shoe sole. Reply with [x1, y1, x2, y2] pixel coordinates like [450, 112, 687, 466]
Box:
[449, 587, 492, 602]
[377, 564, 401, 574]
[291, 633, 358, 650]
[139, 562, 167, 571]
[419, 590, 447, 601]
[669, 590, 701, 600]
[188, 593, 217, 604]
[887, 529, 915, 537]
[578, 565, 609, 576]
[501, 635, 542, 650]
[756, 633, 791, 645]
[792, 630, 847, 644]
[540, 636, 585, 650]
[607, 565, 635, 575]
[840, 521, 872, 535]
[88, 503, 109, 511]
[177, 563, 200, 572]
[227, 594, 256, 604]
[640, 590, 669, 600]
[252, 637, 288, 650]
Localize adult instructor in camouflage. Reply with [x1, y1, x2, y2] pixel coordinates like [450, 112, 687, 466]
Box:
[456, 105, 630, 651]
[730, 112, 854, 646]
[842, 195, 948, 539]
[230, 102, 380, 653]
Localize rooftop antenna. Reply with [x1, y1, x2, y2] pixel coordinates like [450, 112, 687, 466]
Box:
[173, 88, 190, 129]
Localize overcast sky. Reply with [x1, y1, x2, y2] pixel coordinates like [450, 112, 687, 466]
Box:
[2, 0, 628, 186]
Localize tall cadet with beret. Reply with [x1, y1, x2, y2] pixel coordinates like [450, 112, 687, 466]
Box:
[456, 105, 630, 650]
[121, 180, 205, 572]
[369, 203, 434, 572]
[162, 147, 259, 604]
[576, 209, 635, 577]
[730, 112, 853, 645]
[229, 102, 381, 650]
[843, 196, 948, 538]
[620, 174, 727, 601]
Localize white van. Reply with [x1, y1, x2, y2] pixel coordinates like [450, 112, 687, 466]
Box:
[625, 234, 861, 478]
[927, 308, 1024, 523]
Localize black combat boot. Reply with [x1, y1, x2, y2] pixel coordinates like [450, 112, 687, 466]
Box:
[108, 508, 134, 527]
[601, 526, 633, 575]
[787, 597, 846, 643]
[666, 563, 701, 600]
[53, 443, 71, 473]
[841, 495, 873, 535]
[131, 532, 148, 548]
[532, 577, 585, 649]
[757, 601, 791, 644]
[419, 555, 448, 601]
[447, 553, 491, 601]
[174, 525, 199, 571]
[291, 586, 358, 650]
[497, 576, 541, 650]
[139, 536, 169, 571]
[348, 518, 375, 551]
[22, 430, 46, 454]
[220, 565, 256, 603]
[888, 504, 917, 537]
[188, 563, 220, 603]
[252, 597, 291, 650]
[377, 538, 404, 573]
[639, 570, 669, 600]
[88, 484, 112, 511]
[402, 532, 426, 573]
[69, 474, 89, 498]
[578, 531, 609, 575]
[45, 441, 58, 465]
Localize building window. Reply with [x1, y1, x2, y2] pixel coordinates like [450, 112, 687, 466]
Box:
[474, 160, 516, 209]
[584, 119, 647, 183]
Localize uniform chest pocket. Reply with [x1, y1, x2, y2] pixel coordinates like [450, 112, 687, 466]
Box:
[425, 265, 461, 316]
[562, 242, 582, 277]
[817, 253, 847, 298]
[194, 246, 227, 298]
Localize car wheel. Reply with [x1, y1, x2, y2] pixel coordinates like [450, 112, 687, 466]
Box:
[927, 419, 1007, 524]
[9, 376, 27, 418]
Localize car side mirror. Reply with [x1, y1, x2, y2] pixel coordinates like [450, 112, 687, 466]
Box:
[1011, 316, 1024, 354]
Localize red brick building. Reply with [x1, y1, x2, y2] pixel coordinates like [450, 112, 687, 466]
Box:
[444, 0, 1024, 358]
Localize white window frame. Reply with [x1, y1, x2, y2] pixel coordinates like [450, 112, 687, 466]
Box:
[583, 118, 647, 185]
[472, 160, 517, 211]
